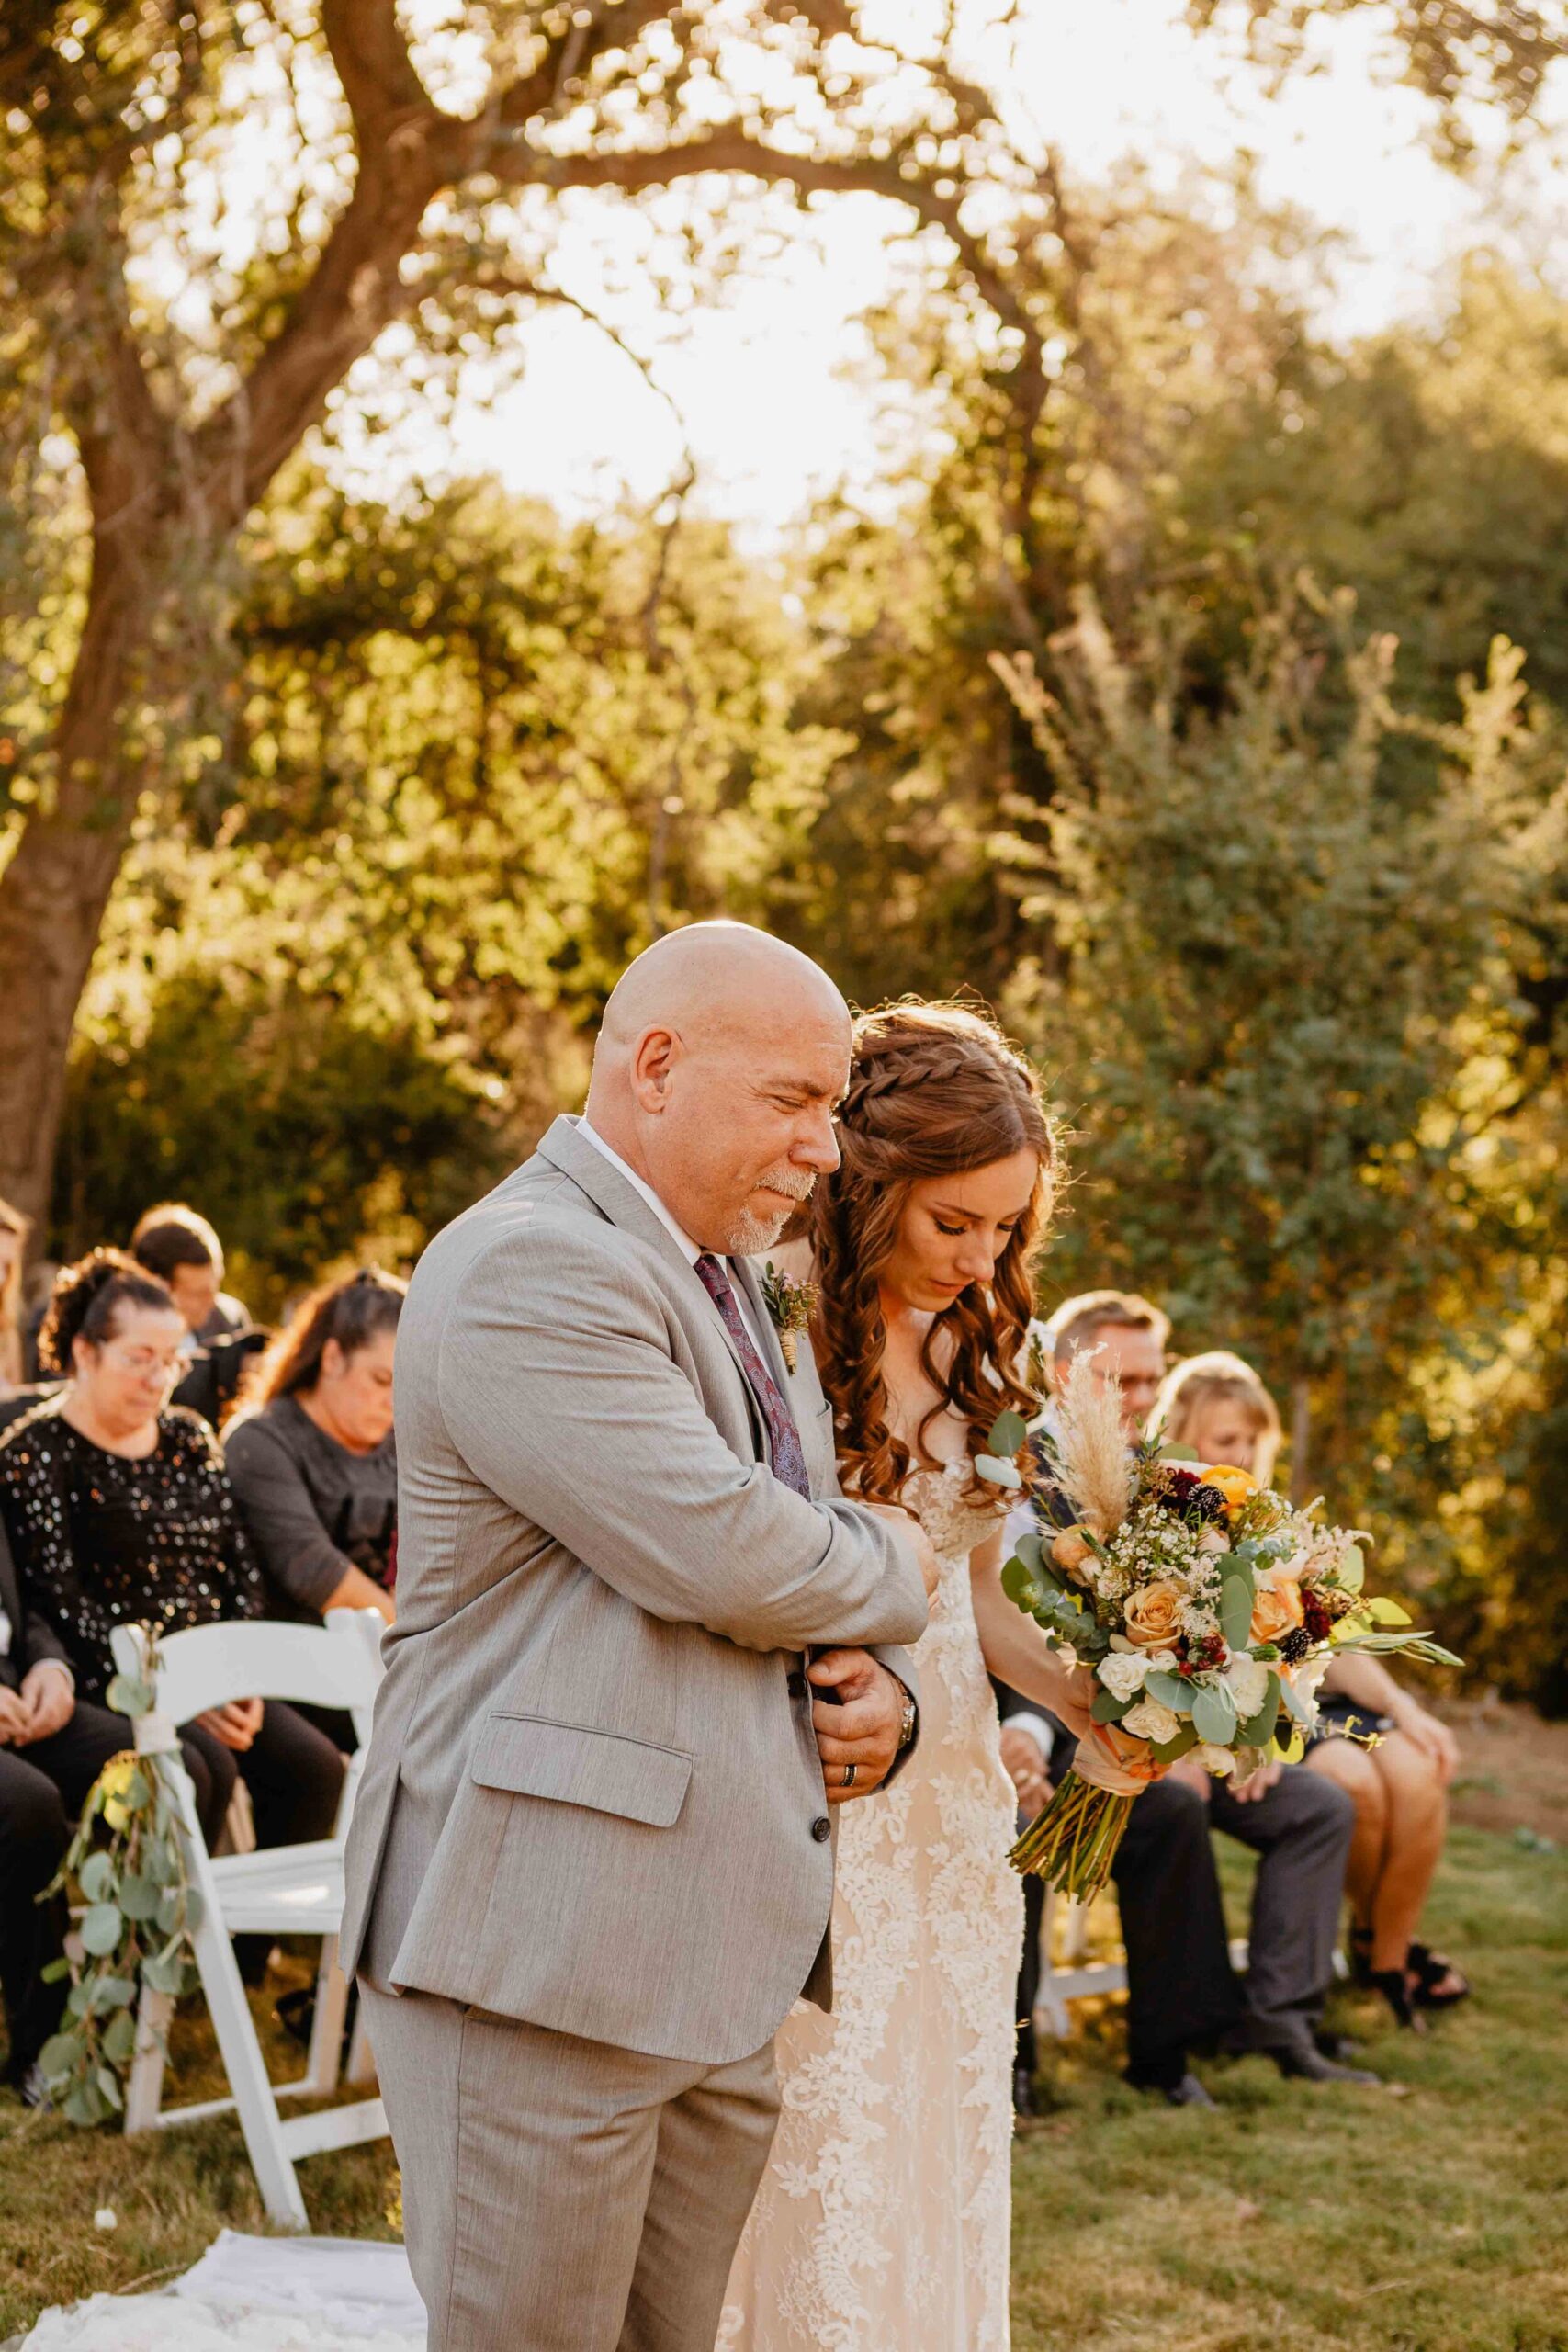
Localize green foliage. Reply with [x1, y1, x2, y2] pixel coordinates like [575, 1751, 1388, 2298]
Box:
[39, 1646, 203, 2126]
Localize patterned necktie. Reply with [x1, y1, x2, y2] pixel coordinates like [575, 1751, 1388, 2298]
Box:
[694, 1254, 811, 1499]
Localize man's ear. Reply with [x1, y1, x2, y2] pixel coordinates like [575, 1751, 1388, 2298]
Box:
[629, 1025, 682, 1112]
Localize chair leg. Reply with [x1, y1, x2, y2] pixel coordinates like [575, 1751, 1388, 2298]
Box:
[305, 1938, 350, 2097]
[192, 1910, 309, 2230]
[124, 1988, 173, 2135]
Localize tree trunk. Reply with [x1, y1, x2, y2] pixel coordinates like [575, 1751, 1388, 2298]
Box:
[0, 531, 157, 1228]
[1289, 1374, 1312, 1507]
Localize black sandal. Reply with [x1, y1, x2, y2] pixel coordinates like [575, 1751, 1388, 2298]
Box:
[1407, 1941, 1471, 2008]
[1347, 1923, 1374, 1987]
[1368, 1967, 1427, 2031]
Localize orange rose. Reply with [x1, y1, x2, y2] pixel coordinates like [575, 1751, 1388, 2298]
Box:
[1052, 1527, 1095, 1579]
[1123, 1581, 1184, 1651]
[1250, 1566, 1305, 1646]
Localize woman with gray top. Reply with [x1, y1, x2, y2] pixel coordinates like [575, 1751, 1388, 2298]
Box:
[224, 1269, 404, 1636]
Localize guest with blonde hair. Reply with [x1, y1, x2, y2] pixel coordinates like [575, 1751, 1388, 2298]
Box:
[1154, 1350, 1282, 1484]
[1150, 1345, 1467, 2027]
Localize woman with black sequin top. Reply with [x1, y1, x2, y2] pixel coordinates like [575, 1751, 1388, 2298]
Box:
[0, 1253, 344, 1961]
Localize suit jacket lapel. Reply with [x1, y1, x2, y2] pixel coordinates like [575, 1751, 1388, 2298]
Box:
[533, 1117, 770, 1463]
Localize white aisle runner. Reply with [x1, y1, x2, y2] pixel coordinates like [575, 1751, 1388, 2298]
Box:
[22, 2231, 424, 2351]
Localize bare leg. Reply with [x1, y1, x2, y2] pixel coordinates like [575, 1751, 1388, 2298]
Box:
[1361, 1730, 1448, 1975]
[1304, 1737, 1387, 1936]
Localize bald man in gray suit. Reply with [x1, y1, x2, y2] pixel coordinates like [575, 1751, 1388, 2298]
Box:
[343, 925, 934, 2352]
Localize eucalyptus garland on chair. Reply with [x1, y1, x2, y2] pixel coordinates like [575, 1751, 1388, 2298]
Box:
[37, 1631, 203, 2124]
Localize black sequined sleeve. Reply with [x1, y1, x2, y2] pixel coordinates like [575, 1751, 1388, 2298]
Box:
[187, 1416, 266, 1623]
[0, 1415, 83, 1668]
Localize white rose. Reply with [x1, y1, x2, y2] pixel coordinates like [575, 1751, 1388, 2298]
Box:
[1196, 1742, 1237, 1778]
[1223, 1653, 1269, 1722]
[1122, 1697, 1182, 1743]
[1097, 1651, 1152, 1702]
[1197, 1527, 1232, 1555]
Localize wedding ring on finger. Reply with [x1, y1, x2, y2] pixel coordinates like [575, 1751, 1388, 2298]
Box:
[841, 1762, 857, 1789]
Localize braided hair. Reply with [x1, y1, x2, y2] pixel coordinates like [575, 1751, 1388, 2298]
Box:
[809, 1001, 1060, 1505]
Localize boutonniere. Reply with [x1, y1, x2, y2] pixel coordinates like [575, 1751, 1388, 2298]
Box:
[761, 1262, 818, 1374]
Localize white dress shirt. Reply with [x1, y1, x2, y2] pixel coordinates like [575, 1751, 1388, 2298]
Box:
[575, 1118, 767, 1355]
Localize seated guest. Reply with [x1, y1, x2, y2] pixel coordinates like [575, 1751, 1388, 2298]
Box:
[130, 1203, 250, 1340]
[225, 1268, 403, 1634]
[1157, 1349, 1466, 2027]
[130, 1203, 265, 1425]
[0, 1252, 343, 1978]
[999, 1290, 1370, 2105]
[0, 1197, 26, 1401]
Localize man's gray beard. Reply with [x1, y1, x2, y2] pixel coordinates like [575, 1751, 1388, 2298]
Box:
[723, 1205, 794, 1257]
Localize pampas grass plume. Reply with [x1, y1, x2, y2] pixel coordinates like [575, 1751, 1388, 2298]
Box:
[1054, 1349, 1135, 1535]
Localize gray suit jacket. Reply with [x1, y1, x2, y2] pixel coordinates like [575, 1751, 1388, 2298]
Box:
[341, 1115, 928, 2065]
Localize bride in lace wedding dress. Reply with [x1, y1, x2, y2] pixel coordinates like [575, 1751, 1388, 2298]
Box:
[718, 1003, 1140, 2352]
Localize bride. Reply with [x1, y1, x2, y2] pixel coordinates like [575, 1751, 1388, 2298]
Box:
[718, 1001, 1143, 2352]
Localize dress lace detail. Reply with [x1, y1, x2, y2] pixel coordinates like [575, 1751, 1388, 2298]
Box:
[716, 1462, 1021, 2352]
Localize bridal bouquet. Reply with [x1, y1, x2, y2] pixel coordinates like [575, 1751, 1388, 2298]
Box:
[992, 1352, 1461, 1900]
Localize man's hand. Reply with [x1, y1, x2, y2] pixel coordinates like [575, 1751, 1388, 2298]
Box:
[1225, 1754, 1284, 1805]
[17, 1664, 73, 1745]
[861, 1501, 942, 1605]
[999, 1724, 1048, 1816]
[810, 1650, 908, 1803]
[0, 1686, 31, 1747]
[196, 1697, 264, 1751]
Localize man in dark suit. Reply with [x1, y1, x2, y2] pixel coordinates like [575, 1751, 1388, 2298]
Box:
[1000, 1291, 1373, 2108]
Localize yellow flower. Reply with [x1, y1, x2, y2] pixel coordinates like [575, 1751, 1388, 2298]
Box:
[98, 1750, 141, 1833]
[1200, 1464, 1259, 1513]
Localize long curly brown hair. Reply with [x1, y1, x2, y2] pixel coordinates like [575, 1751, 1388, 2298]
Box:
[810, 1000, 1060, 1505]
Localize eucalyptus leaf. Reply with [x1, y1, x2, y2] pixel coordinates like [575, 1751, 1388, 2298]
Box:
[88, 1974, 136, 2015]
[1236, 1672, 1282, 1751]
[79, 1903, 124, 1958]
[142, 1945, 190, 1996]
[101, 2008, 139, 2065]
[1365, 1596, 1412, 1625]
[974, 1453, 1022, 1490]
[64, 2081, 110, 2127]
[1337, 1545, 1366, 1594]
[1279, 1676, 1312, 1725]
[1090, 1687, 1134, 1724]
[1151, 1724, 1200, 1765]
[66, 1981, 93, 2020]
[96, 2066, 124, 2111]
[79, 1851, 118, 1905]
[118, 1872, 160, 1922]
[1145, 1670, 1191, 1714]
[1160, 1444, 1201, 1464]
[38, 2031, 82, 2082]
[1191, 1681, 1238, 1746]
[106, 1672, 153, 1719]
[987, 1408, 1028, 1458]
[1220, 1577, 1256, 1653]
[1012, 1531, 1044, 1576]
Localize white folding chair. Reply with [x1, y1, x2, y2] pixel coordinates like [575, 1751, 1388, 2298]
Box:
[112, 1607, 389, 2229]
[1032, 1886, 1128, 2041]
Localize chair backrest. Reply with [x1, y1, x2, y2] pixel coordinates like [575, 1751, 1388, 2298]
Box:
[110, 1611, 384, 1739]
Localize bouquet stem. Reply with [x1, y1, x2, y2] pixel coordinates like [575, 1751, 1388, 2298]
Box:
[1010, 1770, 1136, 1902]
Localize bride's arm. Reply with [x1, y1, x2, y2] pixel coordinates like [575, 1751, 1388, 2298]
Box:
[969, 1529, 1084, 1716]
[971, 1529, 1151, 1795]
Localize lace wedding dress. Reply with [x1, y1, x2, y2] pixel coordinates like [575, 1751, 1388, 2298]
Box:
[716, 1460, 1021, 2352]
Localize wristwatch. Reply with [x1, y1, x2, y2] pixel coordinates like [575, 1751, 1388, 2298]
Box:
[895, 1681, 918, 1753]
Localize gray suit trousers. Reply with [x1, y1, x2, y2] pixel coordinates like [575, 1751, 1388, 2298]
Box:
[360, 1983, 781, 2352]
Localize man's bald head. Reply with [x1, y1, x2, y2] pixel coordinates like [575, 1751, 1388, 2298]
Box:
[585, 923, 851, 1254]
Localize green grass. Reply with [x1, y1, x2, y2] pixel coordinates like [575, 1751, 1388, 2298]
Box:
[2, 1826, 1565, 2346]
[1011, 1826, 1568, 2352]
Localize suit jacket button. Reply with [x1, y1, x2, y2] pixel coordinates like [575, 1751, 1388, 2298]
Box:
[811, 1815, 831, 1843]
[787, 1670, 808, 1701]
